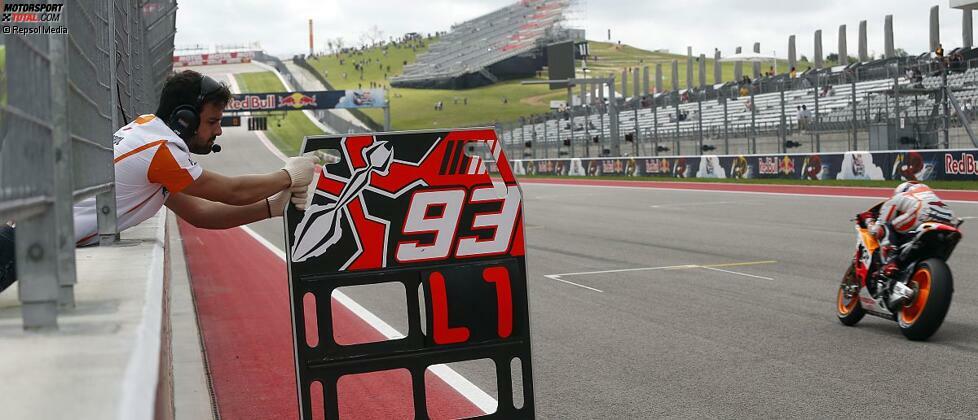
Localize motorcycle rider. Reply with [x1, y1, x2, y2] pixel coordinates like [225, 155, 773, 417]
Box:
[863, 181, 956, 305]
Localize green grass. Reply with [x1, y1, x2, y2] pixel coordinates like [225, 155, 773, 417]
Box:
[584, 42, 798, 94]
[517, 174, 978, 191]
[305, 40, 830, 131]
[233, 71, 324, 157]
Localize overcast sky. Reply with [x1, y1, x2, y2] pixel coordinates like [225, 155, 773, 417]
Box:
[175, 1, 973, 59]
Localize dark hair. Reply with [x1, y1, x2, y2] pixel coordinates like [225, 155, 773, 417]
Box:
[155, 70, 232, 120]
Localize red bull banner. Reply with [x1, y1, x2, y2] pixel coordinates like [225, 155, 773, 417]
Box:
[225, 89, 386, 112]
[509, 149, 978, 182]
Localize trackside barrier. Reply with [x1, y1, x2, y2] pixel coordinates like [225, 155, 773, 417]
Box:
[0, 0, 177, 329]
[284, 129, 534, 419]
[509, 149, 978, 181]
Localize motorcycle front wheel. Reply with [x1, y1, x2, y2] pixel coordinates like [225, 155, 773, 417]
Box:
[837, 265, 866, 326]
[898, 258, 953, 341]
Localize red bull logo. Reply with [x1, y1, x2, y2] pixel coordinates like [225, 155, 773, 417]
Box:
[225, 94, 276, 111]
[279, 92, 318, 109]
[945, 153, 978, 175]
[780, 155, 795, 175]
[758, 157, 779, 175]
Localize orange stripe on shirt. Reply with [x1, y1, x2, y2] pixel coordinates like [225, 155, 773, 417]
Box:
[114, 139, 167, 163]
[123, 186, 165, 216]
[148, 144, 195, 193]
[76, 232, 97, 247]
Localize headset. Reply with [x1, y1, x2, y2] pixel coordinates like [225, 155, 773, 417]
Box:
[166, 74, 224, 145]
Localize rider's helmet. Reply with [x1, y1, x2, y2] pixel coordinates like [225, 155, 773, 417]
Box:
[894, 180, 924, 194]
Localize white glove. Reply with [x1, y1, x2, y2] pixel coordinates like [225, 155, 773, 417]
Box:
[266, 190, 290, 218]
[291, 190, 309, 211]
[282, 156, 316, 193]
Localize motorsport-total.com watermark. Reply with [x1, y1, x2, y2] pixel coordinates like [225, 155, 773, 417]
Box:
[1, 1, 68, 35]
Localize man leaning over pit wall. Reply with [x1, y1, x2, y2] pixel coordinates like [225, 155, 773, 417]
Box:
[0, 70, 316, 293]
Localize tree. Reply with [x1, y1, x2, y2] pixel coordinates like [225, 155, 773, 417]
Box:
[893, 48, 909, 57]
[361, 25, 384, 47]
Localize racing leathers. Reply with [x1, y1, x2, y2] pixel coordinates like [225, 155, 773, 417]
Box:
[868, 182, 955, 277]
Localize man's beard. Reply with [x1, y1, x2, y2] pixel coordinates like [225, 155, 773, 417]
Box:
[189, 136, 217, 154]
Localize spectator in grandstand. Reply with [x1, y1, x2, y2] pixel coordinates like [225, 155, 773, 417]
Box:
[951, 51, 966, 71]
[668, 113, 676, 123]
[818, 84, 835, 97]
[801, 105, 812, 125]
[789, 66, 797, 78]
[935, 43, 945, 59]
[912, 68, 924, 87]
[0, 70, 317, 294]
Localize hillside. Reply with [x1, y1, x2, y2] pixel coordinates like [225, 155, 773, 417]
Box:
[307, 40, 810, 131]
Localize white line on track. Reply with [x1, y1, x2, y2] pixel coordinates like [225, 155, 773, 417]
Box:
[520, 182, 978, 205]
[230, 82, 499, 413]
[543, 275, 605, 293]
[551, 264, 702, 277]
[700, 266, 774, 281]
[544, 261, 778, 291]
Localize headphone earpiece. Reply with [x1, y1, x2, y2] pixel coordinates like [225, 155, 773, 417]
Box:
[166, 75, 221, 141]
[168, 105, 200, 140]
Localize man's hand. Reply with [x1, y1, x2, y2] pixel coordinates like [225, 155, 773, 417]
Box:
[266, 190, 290, 218]
[282, 156, 317, 211]
[282, 156, 316, 191]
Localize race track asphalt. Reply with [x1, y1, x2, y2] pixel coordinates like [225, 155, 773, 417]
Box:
[189, 63, 978, 419]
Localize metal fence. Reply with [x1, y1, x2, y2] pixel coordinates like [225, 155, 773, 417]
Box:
[0, 0, 177, 329]
[498, 57, 978, 161]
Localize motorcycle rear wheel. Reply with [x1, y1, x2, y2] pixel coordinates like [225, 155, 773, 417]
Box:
[898, 259, 953, 341]
[837, 265, 866, 326]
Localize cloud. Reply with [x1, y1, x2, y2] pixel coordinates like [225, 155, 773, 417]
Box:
[176, 1, 973, 59]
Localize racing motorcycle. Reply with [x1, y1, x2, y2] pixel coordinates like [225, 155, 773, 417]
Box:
[837, 202, 963, 340]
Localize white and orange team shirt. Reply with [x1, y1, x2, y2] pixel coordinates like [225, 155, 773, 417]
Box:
[73, 115, 203, 246]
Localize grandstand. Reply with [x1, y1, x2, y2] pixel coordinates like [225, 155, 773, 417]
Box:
[501, 58, 978, 158]
[391, 0, 580, 89]
[497, 3, 978, 159]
